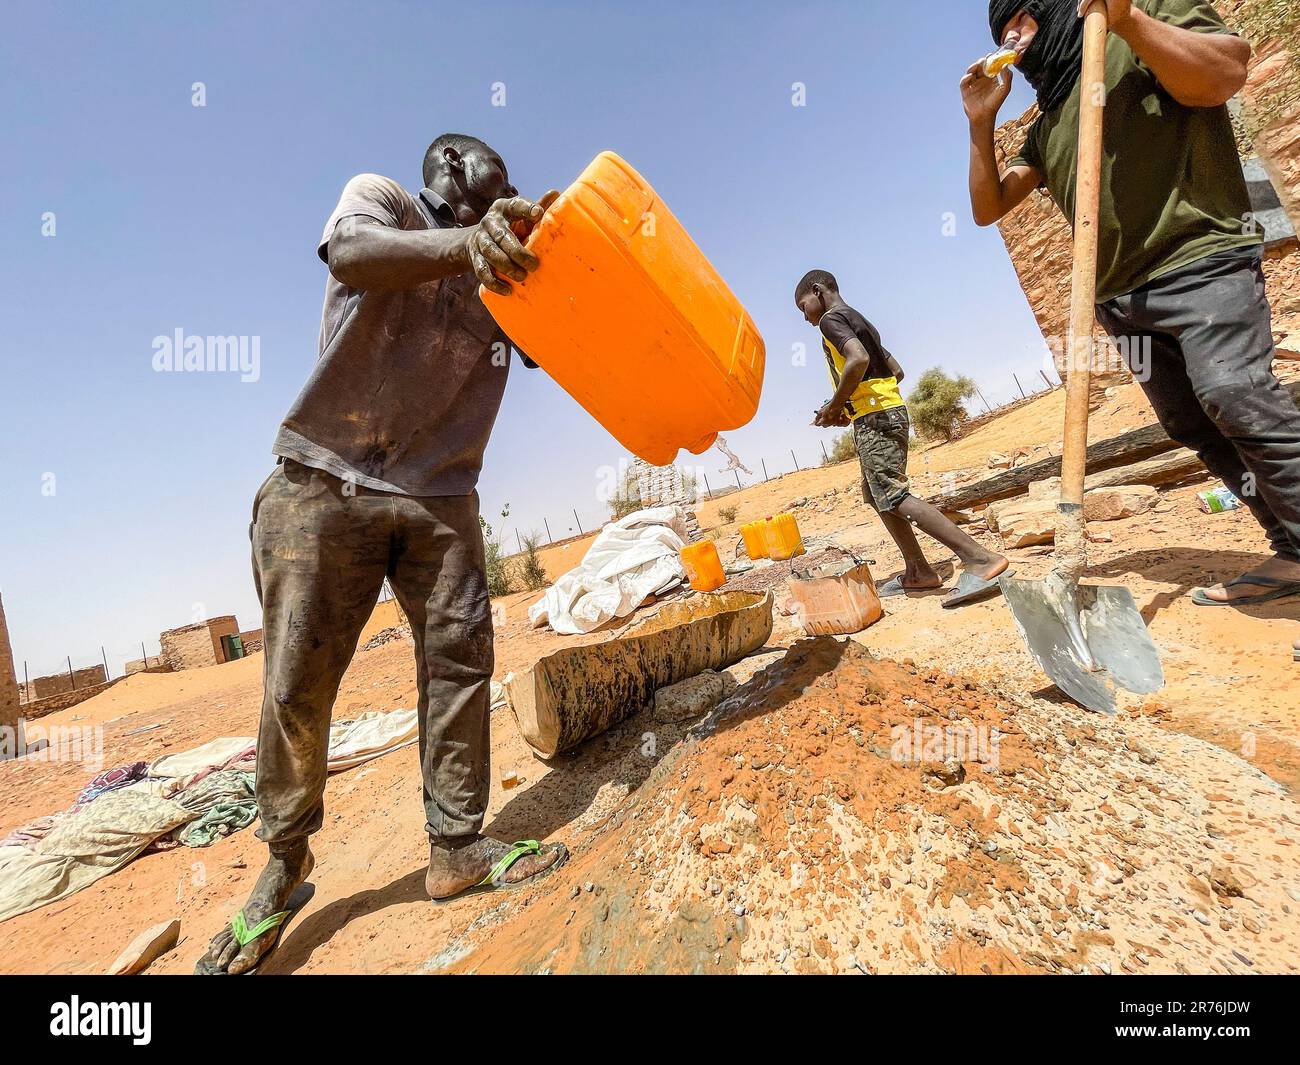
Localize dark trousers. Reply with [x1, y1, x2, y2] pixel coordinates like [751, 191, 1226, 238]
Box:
[1095, 247, 1300, 563]
[250, 459, 494, 846]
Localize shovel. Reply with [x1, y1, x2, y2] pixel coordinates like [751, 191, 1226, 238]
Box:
[998, 1, 1163, 715]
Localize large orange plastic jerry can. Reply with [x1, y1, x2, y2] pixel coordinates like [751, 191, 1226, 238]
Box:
[479, 152, 765, 466]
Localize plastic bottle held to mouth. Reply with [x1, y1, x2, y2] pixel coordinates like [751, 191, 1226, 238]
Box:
[982, 45, 1019, 79]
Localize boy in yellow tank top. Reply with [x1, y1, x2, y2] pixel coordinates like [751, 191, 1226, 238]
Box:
[796, 270, 1010, 608]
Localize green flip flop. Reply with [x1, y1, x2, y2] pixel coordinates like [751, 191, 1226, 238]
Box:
[430, 839, 568, 904]
[230, 908, 291, 948]
[195, 882, 315, 975]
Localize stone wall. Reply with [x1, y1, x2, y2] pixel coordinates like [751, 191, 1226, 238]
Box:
[21, 677, 125, 721]
[993, 0, 1300, 379]
[125, 658, 171, 676]
[160, 615, 240, 671]
[0, 595, 18, 731]
[28, 664, 108, 701]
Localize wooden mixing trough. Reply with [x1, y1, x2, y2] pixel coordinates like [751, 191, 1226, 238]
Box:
[506, 591, 774, 758]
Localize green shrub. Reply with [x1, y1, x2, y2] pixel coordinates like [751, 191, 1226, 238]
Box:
[609, 466, 643, 521]
[480, 505, 514, 598]
[517, 532, 549, 591]
[908, 368, 977, 442]
[824, 430, 856, 465]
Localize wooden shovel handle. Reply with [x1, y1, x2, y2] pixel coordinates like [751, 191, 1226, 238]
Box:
[1058, 1, 1109, 578]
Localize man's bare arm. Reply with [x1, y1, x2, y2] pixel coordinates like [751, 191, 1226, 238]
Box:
[327, 195, 550, 293]
[328, 219, 471, 291]
[1104, 2, 1250, 108]
[962, 60, 1045, 227]
[969, 120, 1044, 227]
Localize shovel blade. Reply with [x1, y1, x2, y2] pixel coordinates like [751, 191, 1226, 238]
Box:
[999, 576, 1164, 715]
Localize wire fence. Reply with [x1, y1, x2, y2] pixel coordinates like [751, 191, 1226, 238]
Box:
[16, 642, 160, 707]
[497, 371, 1061, 557]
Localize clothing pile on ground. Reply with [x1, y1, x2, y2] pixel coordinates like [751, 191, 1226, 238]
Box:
[0, 707, 420, 924]
[529, 506, 689, 635]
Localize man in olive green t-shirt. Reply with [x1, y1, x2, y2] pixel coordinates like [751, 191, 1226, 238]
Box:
[963, 0, 1300, 640]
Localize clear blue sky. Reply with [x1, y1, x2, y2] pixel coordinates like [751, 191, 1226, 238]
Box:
[1, 0, 1051, 677]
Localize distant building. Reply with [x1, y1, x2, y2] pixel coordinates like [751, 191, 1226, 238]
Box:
[160, 616, 245, 671]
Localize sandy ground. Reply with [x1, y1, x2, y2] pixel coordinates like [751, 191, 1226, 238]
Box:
[1, 376, 1297, 974]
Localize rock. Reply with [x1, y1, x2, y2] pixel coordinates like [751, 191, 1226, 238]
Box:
[653, 670, 737, 723]
[1085, 523, 1114, 544]
[987, 452, 1013, 470]
[108, 919, 180, 976]
[1083, 484, 1159, 522]
[1209, 864, 1246, 899]
[1027, 476, 1062, 500]
[922, 758, 966, 789]
[987, 497, 1057, 548]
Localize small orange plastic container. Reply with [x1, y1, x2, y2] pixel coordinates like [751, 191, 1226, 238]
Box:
[764, 513, 805, 562]
[787, 561, 883, 636]
[740, 520, 768, 561]
[679, 540, 726, 593]
[479, 152, 765, 466]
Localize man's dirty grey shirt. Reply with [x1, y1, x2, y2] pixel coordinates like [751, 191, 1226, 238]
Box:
[273, 173, 510, 496]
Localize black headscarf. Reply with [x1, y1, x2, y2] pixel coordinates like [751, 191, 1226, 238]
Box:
[988, 0, 1086, 114]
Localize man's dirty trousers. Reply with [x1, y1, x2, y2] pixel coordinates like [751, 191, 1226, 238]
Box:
[1095, 247, 1300, 562]
[250, 458, 494, 846]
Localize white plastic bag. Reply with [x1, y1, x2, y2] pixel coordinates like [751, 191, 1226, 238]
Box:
[529, 506, 688, 635]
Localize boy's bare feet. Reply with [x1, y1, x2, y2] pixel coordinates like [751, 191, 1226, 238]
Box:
[195, 839, 314, 975]
[898, 562, 943, 591]
[426, 835, 567, 900]
[962, 552, 1010, 583]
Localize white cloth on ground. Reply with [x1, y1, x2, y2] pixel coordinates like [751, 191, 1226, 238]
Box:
[0, 709, 422, 924]
[325, 708, 419, 771]
[0, 790, 192, 924]
[528, 506, 688, 635]
[149, 737, 255, 781]
[143, 709, 420, 780]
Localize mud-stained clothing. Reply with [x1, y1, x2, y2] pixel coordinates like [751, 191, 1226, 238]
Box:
[250, 459, 494, 844]
[273, 175, 511, 497]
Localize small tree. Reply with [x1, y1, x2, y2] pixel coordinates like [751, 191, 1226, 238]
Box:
[480, 505, 514, 598]
[908, 368, 977, 442]
[824, 429, 856, 465]
[517, 532, 549, 591]
[609, 465, 643, 521]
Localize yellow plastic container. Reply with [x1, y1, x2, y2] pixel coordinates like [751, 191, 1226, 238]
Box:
[679, 540, 726, 593]
[764, 513, 805, 562]
[479, 152, 766, 466]
[740, 520, 768, 561]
